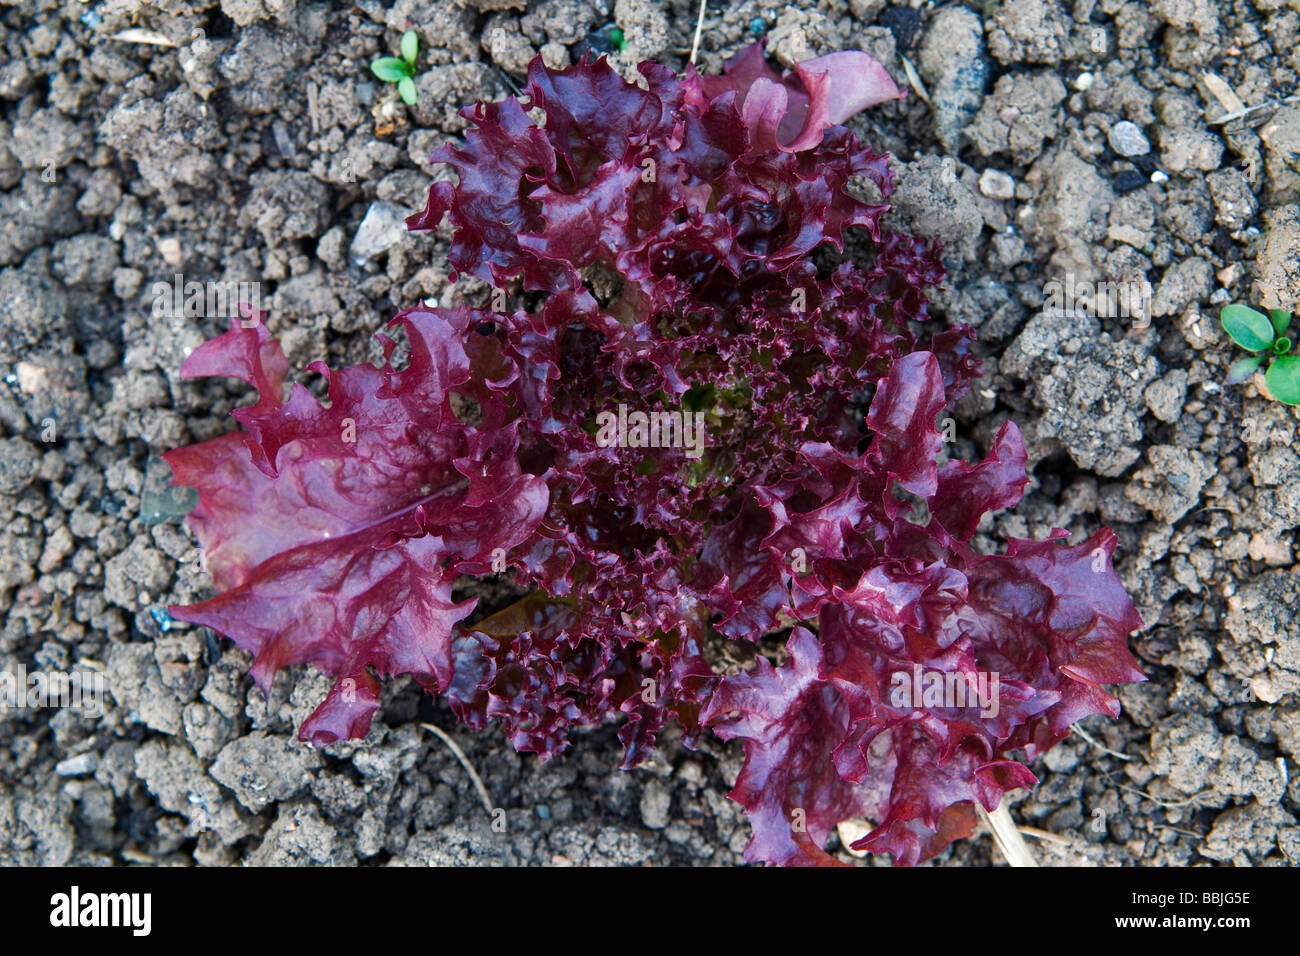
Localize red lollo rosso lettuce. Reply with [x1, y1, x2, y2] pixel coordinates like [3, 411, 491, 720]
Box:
[165, 44, 1144, 865]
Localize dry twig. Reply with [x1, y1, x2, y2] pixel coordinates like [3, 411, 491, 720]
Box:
[689, 0, 708, 67]
[421, 722, 495, 817]
[979, 802, 1040, 867]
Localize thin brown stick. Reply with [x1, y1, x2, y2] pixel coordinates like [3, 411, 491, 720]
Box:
[1016, 826, 1072, 846]
[421, 722, 495, 816]
[979, 802, 1039, 867]
[1208, 92, 1300, 125]
[689, 0, 707, 67]
[1114, 782, 1206, 809]
[1071, 723, 1134, 761]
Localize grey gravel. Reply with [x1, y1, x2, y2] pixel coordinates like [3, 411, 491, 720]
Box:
[1109, 120, 1151, 157]
[349, 200, 412, 263]
[979, 168, 1016, 200]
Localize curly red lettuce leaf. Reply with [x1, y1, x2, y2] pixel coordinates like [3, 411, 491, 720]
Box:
[702, 627, 871, 866]
[692, 44, 903, 154]
[700, 364, 1144, 865]
[165, 312, 547, 744]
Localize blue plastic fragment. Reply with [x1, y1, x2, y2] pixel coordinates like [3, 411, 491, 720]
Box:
[150, 606, 174, 632]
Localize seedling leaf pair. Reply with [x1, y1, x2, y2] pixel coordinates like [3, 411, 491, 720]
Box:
[370, 30, 418, 105]
[1220, 304, 1299, 404]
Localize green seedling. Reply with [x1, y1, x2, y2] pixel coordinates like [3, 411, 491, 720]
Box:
[1220, 302, 1300, 405]
[370, 30, 419, 106]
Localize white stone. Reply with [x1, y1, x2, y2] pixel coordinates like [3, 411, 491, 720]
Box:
[56, 753, 99, 776]
[1108, 120, 1151, 157]
[979, 168, 1016, 200]
[349, 201, 409, 263]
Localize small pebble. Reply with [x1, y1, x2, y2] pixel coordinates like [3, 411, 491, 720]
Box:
[14, 361, 47, 394]
[1073, 72, 1094, 92]
[1113, 169, 1147, 193]
[979, 168, 1016, 200]
[56, 753, 99, 777]
[1108, 120, 1151, 157]
[1151, 169, 1169, 184]
[156, 236, 183, 266]
[879, 6, 923, 50]
[350, 200, 410, 263]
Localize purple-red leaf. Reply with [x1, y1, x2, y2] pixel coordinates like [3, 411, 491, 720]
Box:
[695, 44, 903, 154]
[166, 312, 547, 745]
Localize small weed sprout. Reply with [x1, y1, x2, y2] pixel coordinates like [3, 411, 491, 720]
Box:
[1220, 303, 1300, 405]
[370, 30, 419, 106]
